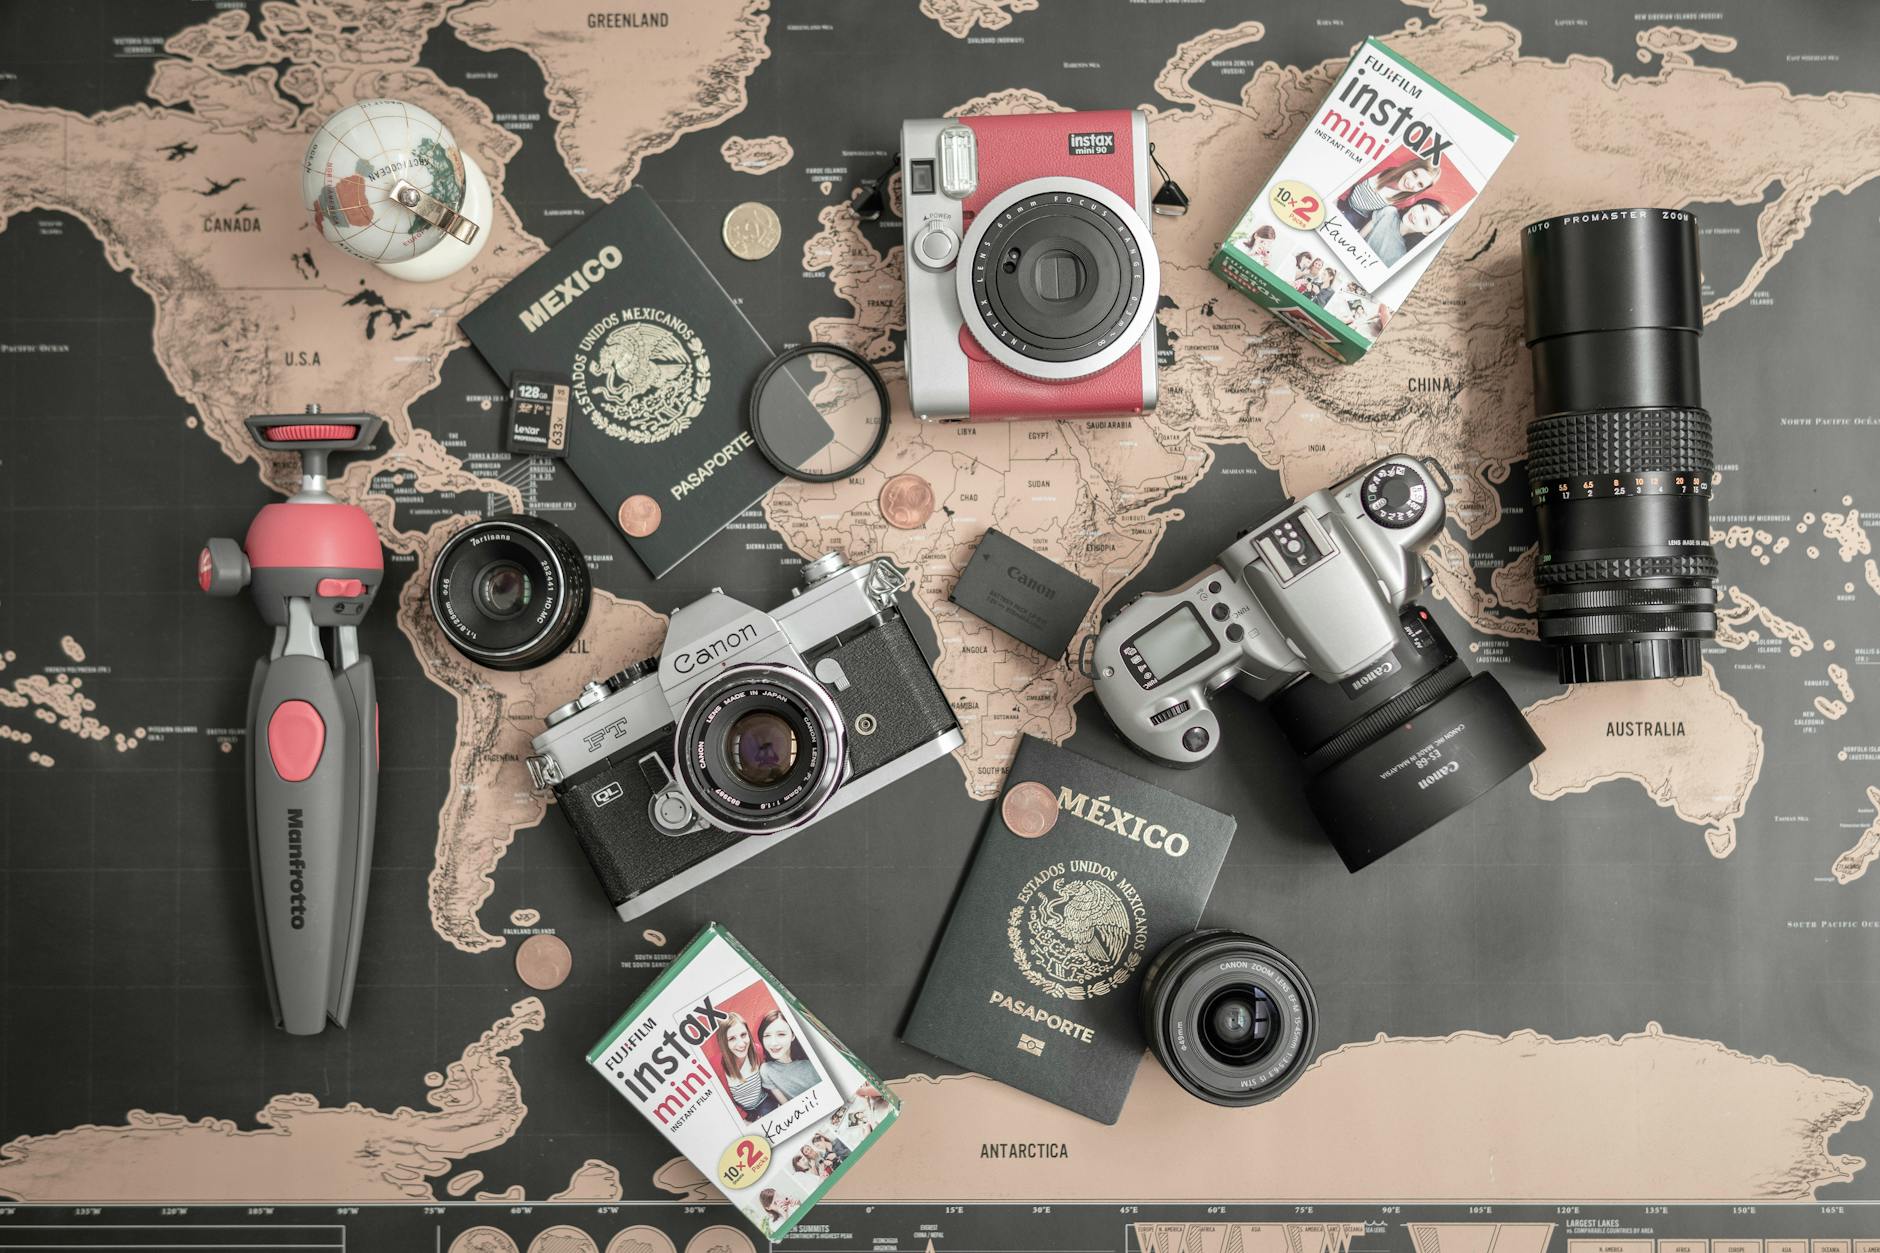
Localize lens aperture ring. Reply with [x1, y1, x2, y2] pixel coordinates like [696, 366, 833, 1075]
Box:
[1535, 551, 1719, 586]
[1539, 609, 1718, 641]
[1527, 407, 1712, 487]
[1301, 658, 1470, 776]
[1538, 584, 1717, 612]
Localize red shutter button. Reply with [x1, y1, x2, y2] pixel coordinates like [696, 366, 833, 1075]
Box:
[267, 700, 326, 782]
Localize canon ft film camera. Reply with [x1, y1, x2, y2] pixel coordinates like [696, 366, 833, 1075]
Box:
[527, 555, 963, 920]
[901, 109, 1160, 422]
[1088, 456, 1543, 871]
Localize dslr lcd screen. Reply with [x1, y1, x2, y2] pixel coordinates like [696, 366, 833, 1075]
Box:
[1130, 602, 1216, 683]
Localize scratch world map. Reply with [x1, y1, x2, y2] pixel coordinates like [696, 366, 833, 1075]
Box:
[2, 0, 1880, 1246]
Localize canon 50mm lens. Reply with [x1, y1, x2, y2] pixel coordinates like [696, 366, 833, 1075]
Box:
[1522, 209, 1717, 683]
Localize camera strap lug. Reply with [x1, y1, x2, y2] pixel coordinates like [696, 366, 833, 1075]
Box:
[525, 753, 560, 790]
[1148, 143, 1189, 218]
[865, 557, 908, 607]
[1073, 633, 1099, 680]
[1419, 457, 1453, 496]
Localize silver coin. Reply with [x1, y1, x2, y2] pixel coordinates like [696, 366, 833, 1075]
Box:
[723, 202, 782, 261]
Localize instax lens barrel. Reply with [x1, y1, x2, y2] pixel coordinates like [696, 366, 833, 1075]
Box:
[1522, 209, 1717, 683]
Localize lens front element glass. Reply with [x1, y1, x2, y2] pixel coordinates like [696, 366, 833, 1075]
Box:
[475, 560, 531, 621]
[726, 710, 798, 788]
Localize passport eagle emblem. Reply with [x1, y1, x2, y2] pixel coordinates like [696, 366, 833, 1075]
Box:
[572, 307, 713, 444]
[1006, 861, 1148, 1001]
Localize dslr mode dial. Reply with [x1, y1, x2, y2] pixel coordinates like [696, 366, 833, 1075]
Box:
[1359, 462, 1431, 529]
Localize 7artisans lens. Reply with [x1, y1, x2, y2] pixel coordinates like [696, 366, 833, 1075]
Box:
[1141, 930, 1316, 1107]
[429, 514, 589, 671]
[1522, 209, 1718, 682]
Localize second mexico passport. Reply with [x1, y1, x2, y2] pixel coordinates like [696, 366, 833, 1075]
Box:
[903, 736, 1235, 1123]
[462, 188, 812, 576]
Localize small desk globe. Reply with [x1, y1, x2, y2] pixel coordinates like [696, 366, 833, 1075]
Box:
[302, 99, 492, 282]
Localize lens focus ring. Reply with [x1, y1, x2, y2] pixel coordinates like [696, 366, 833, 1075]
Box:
[1527, 408, 1713, 484]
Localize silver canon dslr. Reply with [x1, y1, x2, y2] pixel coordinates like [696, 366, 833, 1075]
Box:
[1087, 456, 1542, 871]
[528, 554, 963, 919]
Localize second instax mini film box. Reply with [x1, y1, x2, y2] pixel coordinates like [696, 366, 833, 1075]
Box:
[1212, 36, 1517, 362]
[588, 924, 898, 1239]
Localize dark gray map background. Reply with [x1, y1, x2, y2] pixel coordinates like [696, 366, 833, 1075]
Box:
[3, 0, 1880, 1247]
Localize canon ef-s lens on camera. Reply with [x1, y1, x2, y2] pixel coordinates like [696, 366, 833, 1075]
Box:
[429, 514, 590, 671]
[1141, 930, 1317, 1107]
[1522, 209, 1718, 683]
[1266, 606, 1545, 873]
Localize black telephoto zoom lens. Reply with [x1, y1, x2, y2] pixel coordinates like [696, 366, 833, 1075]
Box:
[1522, 209, 1717, 683]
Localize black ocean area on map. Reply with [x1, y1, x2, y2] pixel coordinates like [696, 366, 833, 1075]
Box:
[2, 0, 1880, 1210]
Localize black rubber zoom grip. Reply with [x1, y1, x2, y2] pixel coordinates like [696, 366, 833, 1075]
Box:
[1535, 551, 1719, 587]
[1526, 407, 1713, 486]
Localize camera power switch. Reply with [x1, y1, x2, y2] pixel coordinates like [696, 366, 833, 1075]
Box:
[912, 221, 960, 271]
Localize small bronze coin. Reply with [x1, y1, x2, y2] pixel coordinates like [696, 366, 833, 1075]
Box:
[617, 494, 662, 537]
[515, 933, 573, 990]
[722, 202, 782, 261]
[879, 473, 935, 530]
[1001, 780, 1059, 838]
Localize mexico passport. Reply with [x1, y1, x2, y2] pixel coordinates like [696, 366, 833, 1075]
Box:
[461, 188, 823, 576]
[903, 736, 1235, 1123]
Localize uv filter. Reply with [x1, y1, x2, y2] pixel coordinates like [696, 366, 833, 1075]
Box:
[749, 343, 891, 482]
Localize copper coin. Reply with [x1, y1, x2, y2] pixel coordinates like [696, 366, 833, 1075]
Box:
[879, 474, 935, 530]
[515, 933, 573, 990]
[1001, 781, 1059, 838]
[617, 494, 662, 537]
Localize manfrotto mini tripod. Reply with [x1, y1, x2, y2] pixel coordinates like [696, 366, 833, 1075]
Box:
[197, 410, 384, 1035]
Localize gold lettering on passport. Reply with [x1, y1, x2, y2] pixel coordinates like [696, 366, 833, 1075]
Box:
[571, 306, 712, 445]
[1005, 857, 1149, 1002]
[1056, 786, 1191, 857]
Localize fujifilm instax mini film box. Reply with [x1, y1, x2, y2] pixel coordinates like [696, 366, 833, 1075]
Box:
[588, 924, 898, 1239]
[1212, 36, 1517, 362]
